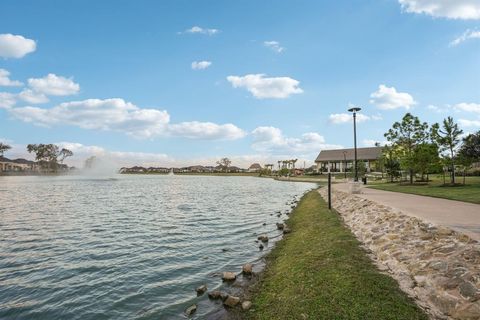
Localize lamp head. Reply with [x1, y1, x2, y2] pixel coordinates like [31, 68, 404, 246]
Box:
[348, 107, 362, 113]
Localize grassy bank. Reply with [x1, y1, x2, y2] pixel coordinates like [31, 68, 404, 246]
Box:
[246, 190, 427, 320]
[368, 176, 480, 204]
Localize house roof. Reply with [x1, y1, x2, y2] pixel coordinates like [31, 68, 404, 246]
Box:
[315, 147, 383, 162]
[249, 163, 262, 169]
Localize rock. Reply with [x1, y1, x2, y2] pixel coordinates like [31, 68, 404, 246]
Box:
[242, 263, 253, 275]
[430, 260, 448, 272]
[436, 226, 454, 237]
[257, 235, 269, 242]
[185, 304, 197, 316]
[208, 290, 222, 299]
[262, 222, 266, 226]
[460, 281, 478, 299]
[452, 302, 480, 319]
[222, 272, 236, 281]
[242, 301, 252, 310]
[224, 295, 240, 307]
[283, 227, 291, 234]
[276, 223, 285, 230]
[259, 244, 264, 250]
[429, 292, 460, 315]
[220, 291, 229, 300]
[196, 284, 207, 295]
[414, 275, 427, 287]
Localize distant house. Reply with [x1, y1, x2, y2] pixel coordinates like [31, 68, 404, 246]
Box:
[147, 167, 170, 173]
[248, 163, 262, 172]
[120, 166, 147, 173]
[0, 156, 39, 172]
[314, 147, 383, 173]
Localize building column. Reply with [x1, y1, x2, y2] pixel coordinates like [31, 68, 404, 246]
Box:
[327, 161, 330, 173]
[340, 161, 343, 173]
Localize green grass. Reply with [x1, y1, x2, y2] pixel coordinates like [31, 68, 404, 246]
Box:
[368, 176, 480, 204]
[246, 191, 427, 320]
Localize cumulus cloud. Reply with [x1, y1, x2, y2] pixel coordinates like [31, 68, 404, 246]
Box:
[168, 121, 246, 140]
[251, 126, 342, 155]
[264, 41, 284, 53]
[183, 26, 219, 35]
[191, 60, 212, 70]
[0, 34, 36, 58]
[398, 0, 480, 19]
[370, 84, 416, 110]
[28, 74, 80, 96]
[328, 113, 371, 124]
[17, 89, 49, 104]
[8, 98, 245, 140]
[450, 29, 480, 46]
[227, 74, 303, 99]
[459, 119, 480, 127]
[0, 69, 23, 86]
[0, 92, 17, 109]
[455, 102, 480, 113]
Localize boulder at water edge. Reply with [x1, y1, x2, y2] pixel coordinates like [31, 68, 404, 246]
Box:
[222, 272, 237, 281]
[224, 295, 240, 307]
[185, 304, 197, 316]
[242, 301, 252, 311]
[196, 284, 207, 295]
[242, 263, 253, 275]
[208, 290, 222, 299]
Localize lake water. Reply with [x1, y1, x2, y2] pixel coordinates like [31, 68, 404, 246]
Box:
[0, 175, 316, 319]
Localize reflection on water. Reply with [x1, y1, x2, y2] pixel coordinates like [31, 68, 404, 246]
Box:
[0, 175, 315, 319]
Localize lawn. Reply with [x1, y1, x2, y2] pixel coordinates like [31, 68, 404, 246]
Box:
[368, 176, 480, 204]
[245, 191, 427, 320]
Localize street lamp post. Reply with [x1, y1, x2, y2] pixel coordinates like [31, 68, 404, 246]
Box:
[348, 106, 361, 182]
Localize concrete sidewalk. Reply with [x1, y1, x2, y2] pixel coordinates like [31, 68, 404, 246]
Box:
[333, 183, 480, 241]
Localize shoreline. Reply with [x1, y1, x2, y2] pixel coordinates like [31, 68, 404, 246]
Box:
[241, 189, 428, 319]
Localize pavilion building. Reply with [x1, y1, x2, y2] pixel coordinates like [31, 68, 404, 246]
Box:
[314, 147, 383, 173]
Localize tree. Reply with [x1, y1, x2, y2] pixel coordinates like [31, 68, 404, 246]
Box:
[216, 157, 232, 172]
[432, 117, 463, 184]
[413, 143, 440, 181]
[0, 143, 11, 157]
[384, 113, 430, 184]
[458, 130, 480, 162]
[27, 144, 73, 172]
[382, 145, 400, 182]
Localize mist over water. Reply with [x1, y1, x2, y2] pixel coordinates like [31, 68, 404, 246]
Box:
[0, 175, 316, 319]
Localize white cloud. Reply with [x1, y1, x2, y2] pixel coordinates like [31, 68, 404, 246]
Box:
[455, 102, 480, 113]
[399, 0, 480, 19]
[28, 74, 80, 96]
[0, 69, 23, 86]
[18, 89, 49, 104]
[0, 34, 36, 58]
[371, 114, 383, 121]
[370, 84, 416, 110]
[184, 26, 219, 35]
[459, 119, 480, 127]
[191, 61, 212, 70]
[264, 41, 284, 53]
[0, 92, 17, 109]
[8, 98, 245, 140]
[328, 113, 370, 124]
[168, 121, 246, 140]
[450, 29, 480, 46]
[251, 126, 342, 155]
[227, 74, 303, 99]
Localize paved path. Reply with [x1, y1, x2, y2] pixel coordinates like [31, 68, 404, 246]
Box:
[333, 183, 480, 241]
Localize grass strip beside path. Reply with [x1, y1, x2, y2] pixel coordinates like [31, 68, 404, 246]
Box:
[246, 190, 427, 320]
[367, 177, 480, 204]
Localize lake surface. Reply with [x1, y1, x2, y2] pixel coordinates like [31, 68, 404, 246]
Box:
[0, 175, 316, 319]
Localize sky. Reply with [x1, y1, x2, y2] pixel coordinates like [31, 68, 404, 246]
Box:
[0, 0, 479, 168]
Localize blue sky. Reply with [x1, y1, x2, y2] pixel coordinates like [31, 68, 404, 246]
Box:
[1, 0, 479, 168]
